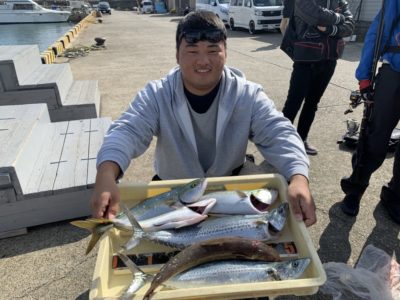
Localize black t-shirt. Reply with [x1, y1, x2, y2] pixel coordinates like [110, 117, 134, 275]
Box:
[184, 81, 221, 114]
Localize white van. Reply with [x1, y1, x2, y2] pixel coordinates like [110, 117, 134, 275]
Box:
[196, 0, 230, 25]
[229, 0, 283, 34]
[141, 0, 154, 13]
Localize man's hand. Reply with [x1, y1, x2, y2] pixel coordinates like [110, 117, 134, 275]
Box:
[287, 174, 316, 227]
[359, 79, 374, 101]
[90, 161, 121, 219]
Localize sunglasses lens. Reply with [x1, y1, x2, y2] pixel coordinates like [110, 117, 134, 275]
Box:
[182, 30, 225, 44]
[184, 32, 202, 44]
[206, 31, 224, 43]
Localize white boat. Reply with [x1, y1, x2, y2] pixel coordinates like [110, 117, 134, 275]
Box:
[0, 0, 71, 23]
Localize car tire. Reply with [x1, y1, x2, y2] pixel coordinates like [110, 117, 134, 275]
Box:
[229, 18, 236, 31]
[249, 21, 256, 35]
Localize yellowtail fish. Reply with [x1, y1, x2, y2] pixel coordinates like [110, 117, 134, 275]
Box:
[71, 178, 208, 254]
[131, 178, 208, 221]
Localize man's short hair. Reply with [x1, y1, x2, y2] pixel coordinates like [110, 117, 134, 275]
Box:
[176, 11, 227, 50]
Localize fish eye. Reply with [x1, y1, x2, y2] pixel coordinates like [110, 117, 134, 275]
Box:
[293, 261, 299, 267]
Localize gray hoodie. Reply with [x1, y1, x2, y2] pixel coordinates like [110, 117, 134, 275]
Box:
[97, 66, 309, 180]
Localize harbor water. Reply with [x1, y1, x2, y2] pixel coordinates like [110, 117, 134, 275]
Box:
[0, 22, 73, 52]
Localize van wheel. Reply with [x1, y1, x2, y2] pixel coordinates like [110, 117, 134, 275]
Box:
[229, 18, 236, 30]
[249, 21, 256, 35]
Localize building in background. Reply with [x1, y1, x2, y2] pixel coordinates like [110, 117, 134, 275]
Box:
[347, 0, 382, 41]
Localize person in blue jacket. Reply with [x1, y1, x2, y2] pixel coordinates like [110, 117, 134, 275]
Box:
[340, 0, 400, 224]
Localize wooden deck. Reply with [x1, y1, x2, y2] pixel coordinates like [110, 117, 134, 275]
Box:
[0, 45, 99, 122]
[0, 104, 111, 237]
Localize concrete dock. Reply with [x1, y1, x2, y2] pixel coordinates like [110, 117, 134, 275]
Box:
[0, 10, 399, 300]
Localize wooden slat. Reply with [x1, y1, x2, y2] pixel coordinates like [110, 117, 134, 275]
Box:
[87, 118, 111, 185]
[52, 119, 90, 192]
[63, 80, 99, 106]
[23, 121, 68, 195]
[0, 188, 92, 234]
[0, 104, 48, 166]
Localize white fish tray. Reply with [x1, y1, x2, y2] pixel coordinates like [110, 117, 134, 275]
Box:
[89, 174, 326, 299]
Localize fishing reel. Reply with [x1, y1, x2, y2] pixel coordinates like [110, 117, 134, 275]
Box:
[344, 90, 363, 114]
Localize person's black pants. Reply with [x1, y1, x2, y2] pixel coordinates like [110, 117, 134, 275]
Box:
[282, 60, 337, 141]
[342, 64, 400, 197]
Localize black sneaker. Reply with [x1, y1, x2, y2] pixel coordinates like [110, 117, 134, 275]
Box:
[304, 141, 318, 155]
[380, 185, 400, 225]
[340, 193, 361, 216]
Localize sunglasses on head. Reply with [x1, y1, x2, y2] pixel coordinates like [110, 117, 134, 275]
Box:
[180, 29, 226, 44]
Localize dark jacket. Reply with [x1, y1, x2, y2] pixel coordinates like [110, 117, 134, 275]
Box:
[282, 0, 354, 61]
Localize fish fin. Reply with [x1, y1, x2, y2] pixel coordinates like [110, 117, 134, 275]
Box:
[70, 220, 97, 230]
[85, 230, 102, 255]
[71, 218, 113, 230]
[255, 220, 268, 227]
[120, 202, 143, 230]
[118, 253, 153, 298]
[120, 202, 144, 251]
[236, 190, 248, 199]
[71, 219, 114, 255]
[117, 252, 146, 274]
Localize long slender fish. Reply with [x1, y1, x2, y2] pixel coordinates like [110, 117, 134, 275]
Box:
[71, 178, 208, 254]
[167, 258, 311, 288]
[121, 202, 289, 251]
[200, 188, 279, 215]
[119, 237, 281, 299]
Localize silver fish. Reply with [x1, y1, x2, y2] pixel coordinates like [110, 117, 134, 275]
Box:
[71, 178, 209, 254]
[200, 188, 279, 215]
[131, 178, 208, 221]
[136, 198, 216, 231]
[122, 202, 289, 251]
[167, 258, 311, 289]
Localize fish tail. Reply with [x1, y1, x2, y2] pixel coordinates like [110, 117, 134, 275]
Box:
[118, 253, 153, 297]
[120, 202, 145, 251]
[71, 219, 114, 254]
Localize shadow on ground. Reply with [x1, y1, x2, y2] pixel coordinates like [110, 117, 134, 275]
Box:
[0, 219, 90, 258]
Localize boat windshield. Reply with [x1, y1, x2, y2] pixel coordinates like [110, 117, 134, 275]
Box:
[13, 3, 35, 9]
[253, 0, 282, 6]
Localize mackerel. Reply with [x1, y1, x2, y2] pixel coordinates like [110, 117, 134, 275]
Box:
[167, 258, 311, 288]
[122, 202, 289, 251]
